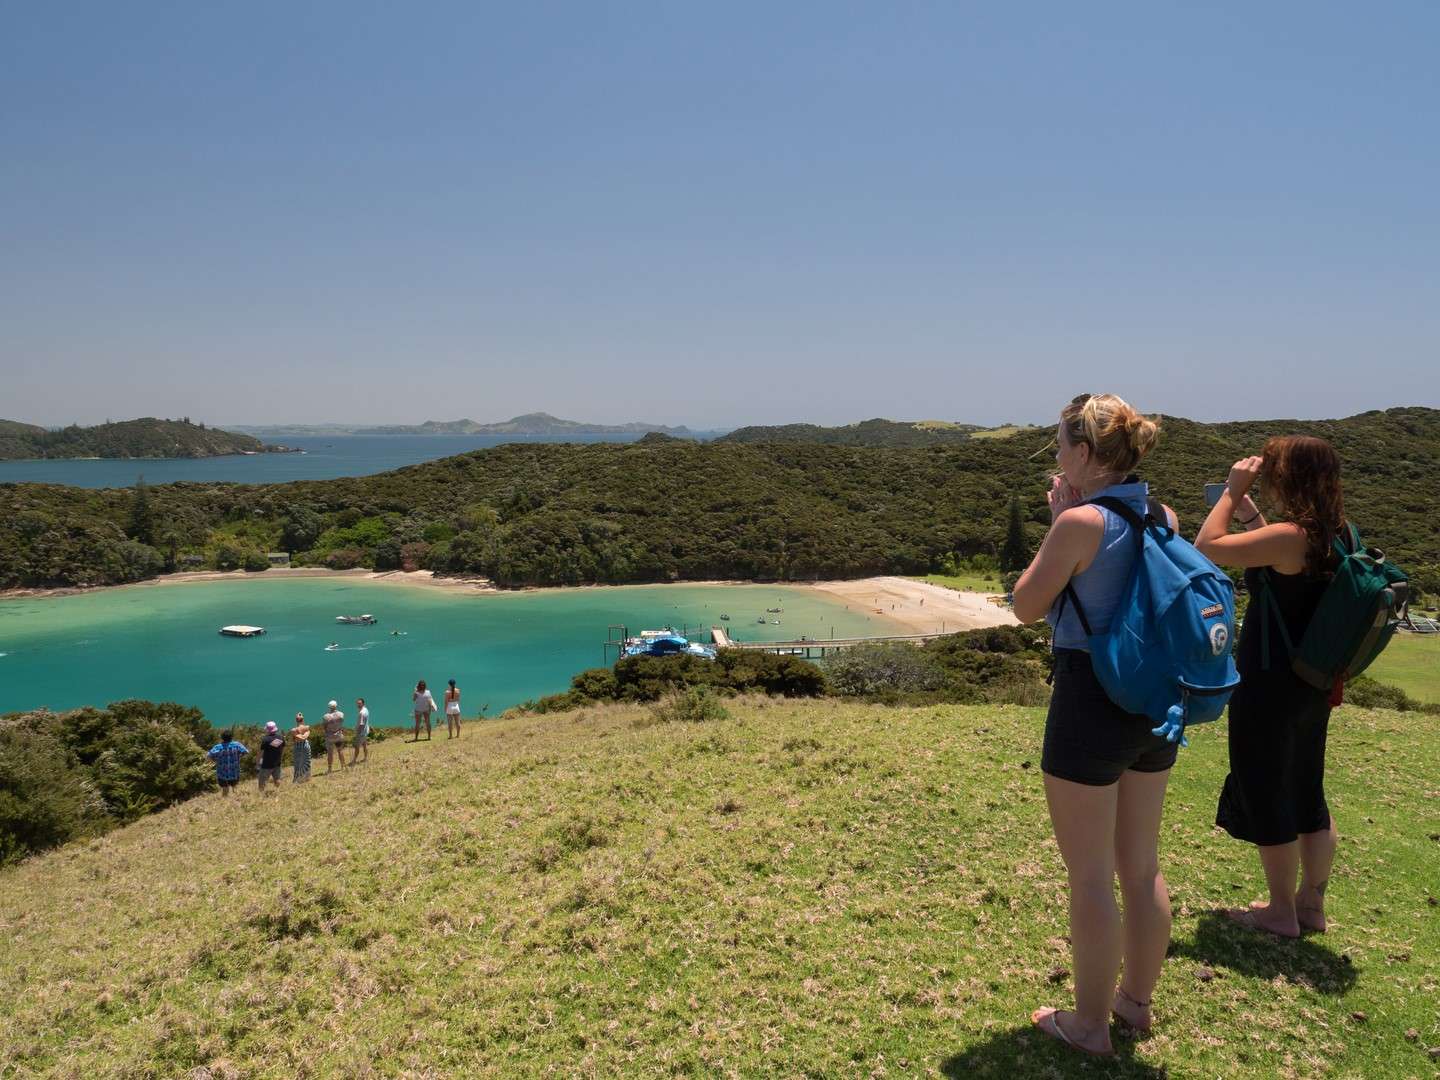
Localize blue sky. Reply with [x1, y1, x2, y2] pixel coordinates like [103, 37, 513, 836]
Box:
[2, 2, 1437, 428]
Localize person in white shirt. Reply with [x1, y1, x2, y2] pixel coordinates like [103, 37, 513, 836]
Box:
[444, 678, 462, 740]
[411, 679, 436, 742]
[350, 697, 371, 765]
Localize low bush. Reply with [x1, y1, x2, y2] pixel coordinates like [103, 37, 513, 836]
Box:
[1343, 676, 1440, 714]
[0, 701, 219, 863]
[650, 686, 730, 724]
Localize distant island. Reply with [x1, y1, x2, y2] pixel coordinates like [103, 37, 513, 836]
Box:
[718, 418, 1036, 446]
[0, 418, 295, 461]
[230, 411, 699, 438]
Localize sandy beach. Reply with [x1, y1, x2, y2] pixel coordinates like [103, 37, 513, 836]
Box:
[0, 567, 498, 601]
[1, 569, 1016, 635]
[808, 576, 1017, 634]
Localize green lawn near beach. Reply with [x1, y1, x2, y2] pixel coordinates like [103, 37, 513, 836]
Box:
[1366, 633, 1440, 703]
[2, 699, 1435, 1078]
[912, 572, 1004, 594]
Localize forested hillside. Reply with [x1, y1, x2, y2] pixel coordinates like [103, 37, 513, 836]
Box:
[1, 408, 1436, 594]
[0, 418, 288, 461]
[720, 418, 989, 446]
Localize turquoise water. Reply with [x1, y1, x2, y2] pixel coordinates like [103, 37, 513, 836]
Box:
[0, 579, 886, 727]
[0, 433, 663, 488]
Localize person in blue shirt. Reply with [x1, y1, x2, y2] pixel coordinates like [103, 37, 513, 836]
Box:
[206, 730, 249, 797]
[1012, 393, 1178, 1058]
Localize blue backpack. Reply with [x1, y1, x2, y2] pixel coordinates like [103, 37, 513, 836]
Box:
[1059, 496, 1241, 747]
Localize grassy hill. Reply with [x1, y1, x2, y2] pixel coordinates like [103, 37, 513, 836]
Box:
[2, 698, 1435, 1077]
[0, 418, 287, 461]
[0, 419, 47, 437]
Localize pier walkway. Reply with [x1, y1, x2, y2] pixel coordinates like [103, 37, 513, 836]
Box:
[710, 625, 949, 659]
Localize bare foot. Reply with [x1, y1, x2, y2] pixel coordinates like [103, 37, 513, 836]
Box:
[1295, 887, 1327, 933]
[1225, 902, 1300, 938]
[1112, 986, 1152, 1033]
[1030, 1008, 1113, 1057]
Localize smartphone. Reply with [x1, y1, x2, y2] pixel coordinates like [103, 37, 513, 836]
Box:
[1204, 482, 1228, 508]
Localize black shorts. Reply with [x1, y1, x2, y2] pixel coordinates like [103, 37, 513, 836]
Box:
[217, 777, 238, 789]
[1041, 648, 1178, 786]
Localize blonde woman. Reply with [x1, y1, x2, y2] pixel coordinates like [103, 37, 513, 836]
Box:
[1012, 394, 1178, 1057]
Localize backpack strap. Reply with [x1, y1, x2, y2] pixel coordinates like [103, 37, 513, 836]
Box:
[1255, 568, 1297, 670]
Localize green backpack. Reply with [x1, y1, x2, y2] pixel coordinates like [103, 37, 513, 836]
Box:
[1258, 523, 1410, 690]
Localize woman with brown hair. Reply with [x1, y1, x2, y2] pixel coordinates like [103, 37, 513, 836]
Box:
[1195, 436, 1344, 938]
[1012, 393, 1178, 1056]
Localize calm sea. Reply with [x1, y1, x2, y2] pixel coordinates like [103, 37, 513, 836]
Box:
[0, 579, 890, 727]
[0, 434, 657, 488]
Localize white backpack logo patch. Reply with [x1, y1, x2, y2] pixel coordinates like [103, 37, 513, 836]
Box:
[1209, 623, 1229, 656]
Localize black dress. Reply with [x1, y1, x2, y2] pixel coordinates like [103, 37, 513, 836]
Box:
[1215, 567, 1334, 846]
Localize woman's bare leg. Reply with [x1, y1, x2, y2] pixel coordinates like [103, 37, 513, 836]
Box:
[1036, 772, 1120, 1054]
[1113, 768, 1172, 1029]
[1296, 819, 1337, 931]
[1233, 842, 1301, 937]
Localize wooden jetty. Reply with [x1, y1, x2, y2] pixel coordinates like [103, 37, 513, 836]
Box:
[709, 625, 949, 659]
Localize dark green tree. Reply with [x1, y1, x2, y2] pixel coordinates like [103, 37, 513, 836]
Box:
[127, 475, 154, 546]
[1000, 494, 1029, 572]
[279, 506, 323, 553]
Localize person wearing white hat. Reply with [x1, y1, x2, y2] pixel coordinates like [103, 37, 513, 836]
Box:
[322, 700, 347, 774]
[257, 720, 286, 793]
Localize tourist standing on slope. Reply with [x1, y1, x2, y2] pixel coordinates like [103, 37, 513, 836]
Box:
[444, 679, 462, 739]
[291, 713, 312, 783]
[256, 721, 286, 794]
[207, 730, 248, 797]
[322, 700, 347, 773]
[1195, 439, 1345, 938]
[411, 680, 436, 741]
[351, 697, 370, 765]
[1011, 393, 1178, 1057]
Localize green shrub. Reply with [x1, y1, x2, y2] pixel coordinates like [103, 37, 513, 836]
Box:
[0, 720, 108, 866]
[825, 643, 946, 696]
[650, 686, 729, 724]
[91, 723, 215, 822]
[1343, 675, 1440, 714]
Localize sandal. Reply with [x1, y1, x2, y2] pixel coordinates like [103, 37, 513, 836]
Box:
[1031, 1007, 1113, 1058]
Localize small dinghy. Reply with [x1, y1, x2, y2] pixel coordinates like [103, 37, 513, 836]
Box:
[336, 614, 378, 625]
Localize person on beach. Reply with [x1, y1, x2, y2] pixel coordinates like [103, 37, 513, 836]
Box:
[207, 730, 248, 796]
[1195, 438, 1344, 938]
[444, 679, 462, 739]
[256, 721, 285, 793]
[1010, 393, 1178, 1057]
[351, 697, 370, 765]
[290, 713, 312, 783]
[412, 679, 436, 741]
[322, 699, 347, 773]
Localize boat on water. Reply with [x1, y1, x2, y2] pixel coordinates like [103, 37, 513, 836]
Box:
[336, 614, 378, 625]
[766, 607, 783, 613]
[219, 625, 265, 637]
[620, 628, 717, 661]
[719, 614, 731, 621]
[757, 616, 767, 624]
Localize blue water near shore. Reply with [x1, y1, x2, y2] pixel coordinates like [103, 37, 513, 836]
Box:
[0, 434, 661, 488]
[0, 578, 886, 728]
